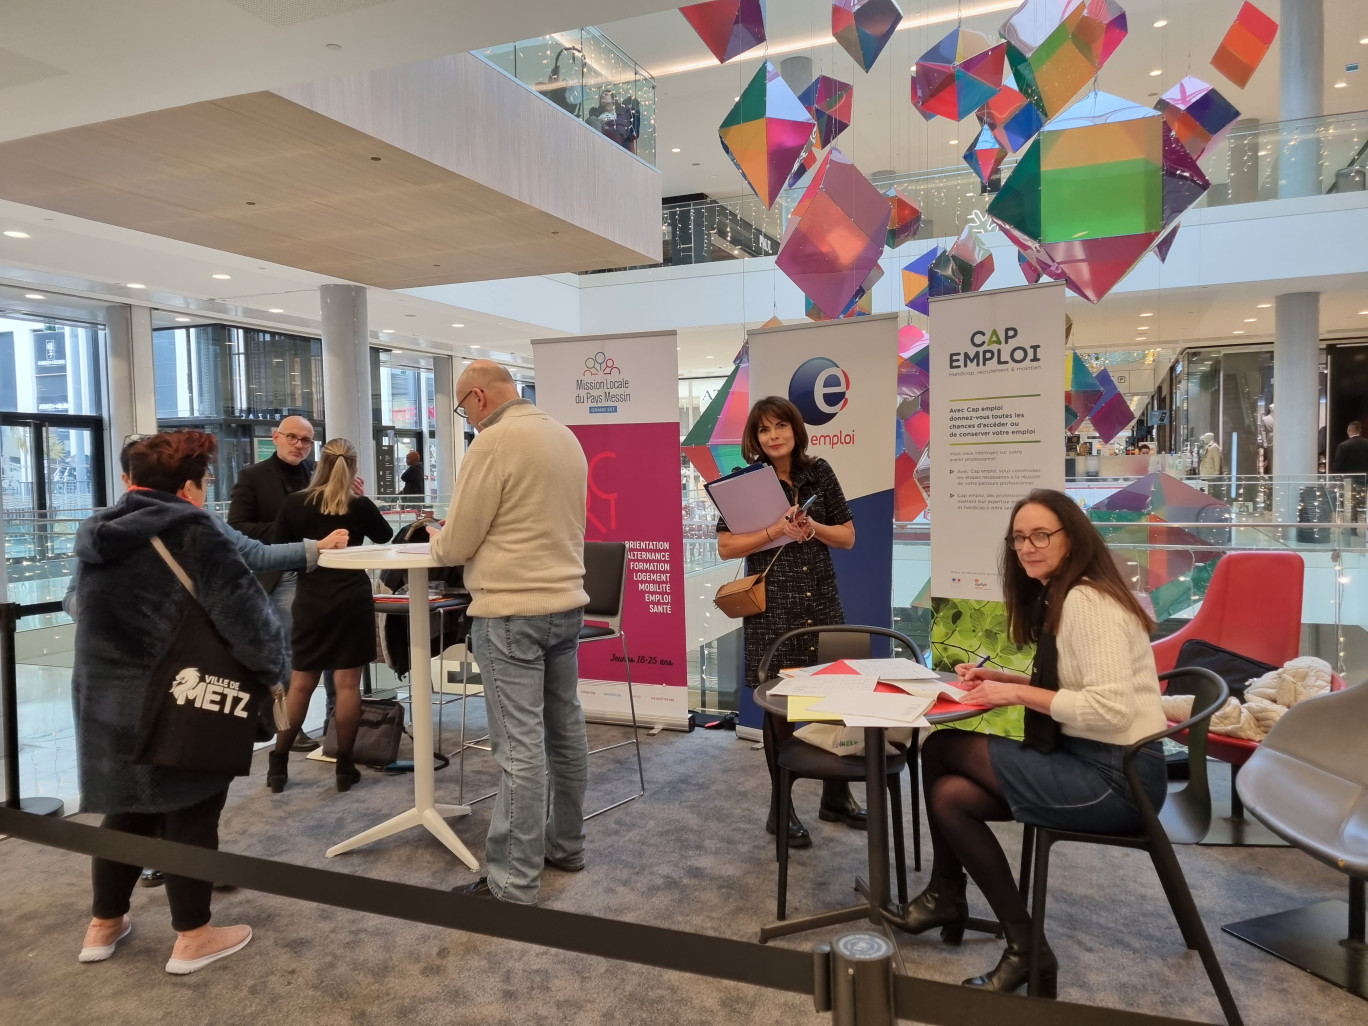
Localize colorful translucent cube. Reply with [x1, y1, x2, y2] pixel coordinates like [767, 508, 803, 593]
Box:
[987, 91, 1209, 303]
[1002, 0, 1128, 120]
[718, 61, 816, 209]
[680, 0, 767, 64]
[798, 75, 854, 148]
[885, 186, 923, 248]
[1065, 350, 1102, 431]
[980, 80, 1044, 153]
[931, 225, 995, 295]
[1087, 367, 1136, 443]
[776, 147, 889, 318]
[1211, 2, 1278, 90]
[1156, 76, 1241, 161]
[832, 0, 903, 73]
[964, 124, 1009, 185]
[901, 247, 941, 315]
[912, 26, 1005, 122]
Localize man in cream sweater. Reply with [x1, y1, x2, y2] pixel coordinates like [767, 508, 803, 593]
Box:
[431, 361, 589, 904]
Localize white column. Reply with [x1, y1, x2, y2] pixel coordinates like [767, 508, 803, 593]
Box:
[1273, 292, 1320, 520]
[319, 284, 375, 487]
[103, 304, 156, 498]
[430, 354, 458, 498]
[1278, 0, 1324, 199]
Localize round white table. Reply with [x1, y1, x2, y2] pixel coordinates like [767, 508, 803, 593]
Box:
[317, 543, 477, 869]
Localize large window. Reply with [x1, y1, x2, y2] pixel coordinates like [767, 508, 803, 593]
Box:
[371, 349, 437, 496]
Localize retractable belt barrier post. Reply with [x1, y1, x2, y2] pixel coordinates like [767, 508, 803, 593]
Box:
[1, 599, 65, 817]
[0, 806, 1224, 1026]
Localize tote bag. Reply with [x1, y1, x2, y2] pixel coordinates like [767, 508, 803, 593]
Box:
[135, 536, 286, 776]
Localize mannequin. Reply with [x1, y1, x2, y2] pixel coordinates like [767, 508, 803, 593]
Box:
[1258, 404, 1275, 473]
[1199, 432, 1222, 476]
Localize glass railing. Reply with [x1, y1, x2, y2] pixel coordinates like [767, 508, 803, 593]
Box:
[474, 27, 656, 166]
[646, 109, 1367, 269]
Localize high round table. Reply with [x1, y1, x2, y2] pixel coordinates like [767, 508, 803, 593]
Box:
[317, 543, 477, 869]
[752, 672, 990, 946]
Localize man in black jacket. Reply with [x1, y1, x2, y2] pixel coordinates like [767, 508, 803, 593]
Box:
[229, 416, 324, 749]
[1332, 421, 1368, 526]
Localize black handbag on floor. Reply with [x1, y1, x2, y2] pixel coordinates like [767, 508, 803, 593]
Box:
[135, 536, 286, 776]
[322, 699, 406, 768]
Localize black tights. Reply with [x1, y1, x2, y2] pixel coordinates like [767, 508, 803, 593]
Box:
[763, 712, 852, 813]
[921, 729, 1030, 926]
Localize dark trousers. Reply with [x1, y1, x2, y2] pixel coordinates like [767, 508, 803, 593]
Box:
[91, 789, 228, 932]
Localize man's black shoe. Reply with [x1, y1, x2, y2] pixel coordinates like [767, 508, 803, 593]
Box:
[454, 877, 499, 899]
[544, 855, 585, 873]
[291, 731, 321, 753]
[138, 868, 165, 888]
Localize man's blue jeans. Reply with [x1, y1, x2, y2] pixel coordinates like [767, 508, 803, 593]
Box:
[470, 609, 587, 904]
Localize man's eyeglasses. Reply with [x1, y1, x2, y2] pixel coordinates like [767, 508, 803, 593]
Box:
[276, 431, 314, 446]
[455, 389, 477, 419]
[1007, 528, 1065, 551]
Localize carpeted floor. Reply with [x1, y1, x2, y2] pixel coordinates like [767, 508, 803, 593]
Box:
[0, 701, 1361, 1026]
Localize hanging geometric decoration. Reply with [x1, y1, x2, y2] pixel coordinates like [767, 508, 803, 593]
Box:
[1017, 246, 1065, 284]
[1088, 367, 1137, 444]
[1155, 76, 1241, 161]
[964, 124, 1009, 185]
[1065, 350, 1102, 432]
[808, 264, 883, 320]
[776, 147, 889, 319]
[911, 26, 1006, 122]
[1001, 0, 1128, 121]
[885, 186, 923, 248]
[798, 75, 855, 148]
[894, 451, 929, 520]
[680, 0, 768, 64]
[681, 351, 750, 481]
[987, 91, 1209, 304]
[1210, 2, 1278, 89]
[718, 61, 817, 209]
[898, 323, 929, 360]
[1153, 222, 1180, 263]
[832, 0, 904, 73]
[901, 248, 941, 315]
[930, 224, 996, 295]
[785, 132, 821, 190]
[979, 76, 1044, 153]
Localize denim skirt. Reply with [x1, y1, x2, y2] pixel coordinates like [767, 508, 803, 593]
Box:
[987, 733, 1168, 833]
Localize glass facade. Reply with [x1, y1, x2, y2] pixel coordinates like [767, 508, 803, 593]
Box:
[371, 348, 437, 497]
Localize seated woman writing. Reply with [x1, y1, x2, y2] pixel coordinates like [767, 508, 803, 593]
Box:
[896, 488, 1167, 997]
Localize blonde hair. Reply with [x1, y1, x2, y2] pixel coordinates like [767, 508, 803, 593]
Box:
[306, 437, 357, 515]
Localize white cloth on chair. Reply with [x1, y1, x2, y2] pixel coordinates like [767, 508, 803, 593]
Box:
[1160, 655, 1332, 740]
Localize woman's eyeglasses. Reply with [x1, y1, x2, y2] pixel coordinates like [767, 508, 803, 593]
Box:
[1007, 528, 1065, 551]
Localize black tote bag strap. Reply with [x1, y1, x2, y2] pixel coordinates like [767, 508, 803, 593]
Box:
[150, 535, 196, 596]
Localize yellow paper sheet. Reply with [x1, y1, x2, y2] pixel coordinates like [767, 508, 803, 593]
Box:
[787, 696, 845, 722]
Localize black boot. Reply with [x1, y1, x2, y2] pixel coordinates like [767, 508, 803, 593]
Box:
[818, 784, 868, 830]
[335, 752, 361, 793]
[266, 750, 289, 794]
[891, 871, 968, 943]
[963, 918, 1058, 997]
[765, 803, 812, 849]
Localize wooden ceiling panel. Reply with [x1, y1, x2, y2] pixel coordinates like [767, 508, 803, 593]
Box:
[0, 91, 658, 287]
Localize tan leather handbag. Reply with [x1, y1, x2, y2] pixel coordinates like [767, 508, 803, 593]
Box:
[713, 546, 784, 619]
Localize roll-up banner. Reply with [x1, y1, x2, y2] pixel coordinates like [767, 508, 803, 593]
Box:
[748, 314, 898, 677]
[533, 331, 689, 731]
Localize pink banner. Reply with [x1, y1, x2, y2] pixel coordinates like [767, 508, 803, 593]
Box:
[572, 420, 687, 687]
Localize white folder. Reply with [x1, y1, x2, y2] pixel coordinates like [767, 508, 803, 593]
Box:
[705, 463, 792, 552]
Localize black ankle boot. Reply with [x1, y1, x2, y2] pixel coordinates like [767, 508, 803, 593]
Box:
[267, 750, 289, 794]
[765, 804, 812, 849]
[963, 919, 1058, 997]
[335, 752, 361, 793]
[892, 871, 968, 943]
[818, 786, 869, 830]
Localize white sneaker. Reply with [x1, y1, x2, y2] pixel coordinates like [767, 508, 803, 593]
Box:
[78, 915, 132, 962]
[164, 924, 252, 975]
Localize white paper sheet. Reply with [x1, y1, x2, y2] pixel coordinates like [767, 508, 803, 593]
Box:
[769, 674, 882, 697]
[874, 680, 968, 702]
[844, 658, 941, 681]
[843, 715, 933, 728]
[806, 693, 933, 724]
[777, 663, 831, 679]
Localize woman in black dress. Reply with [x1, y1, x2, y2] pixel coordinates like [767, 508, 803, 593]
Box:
[267, 438, 393, 792]
[716, 396, 858, 849]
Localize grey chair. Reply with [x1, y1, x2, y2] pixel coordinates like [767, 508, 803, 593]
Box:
[580, 541, 646, 820]
[1017, 667, 1244, 1026]
[1223, 682, 1368, 1000]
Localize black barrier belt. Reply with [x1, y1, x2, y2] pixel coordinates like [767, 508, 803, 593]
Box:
[0, 807, 1216, 1026]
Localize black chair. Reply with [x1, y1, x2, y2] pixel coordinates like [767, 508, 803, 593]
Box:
[580, 541, 645, 820]
[759, 625, 921, 923]
[1016, 667, 1244, 1026]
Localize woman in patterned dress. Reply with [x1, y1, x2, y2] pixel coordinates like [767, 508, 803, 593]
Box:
[716, 396, 858, 848]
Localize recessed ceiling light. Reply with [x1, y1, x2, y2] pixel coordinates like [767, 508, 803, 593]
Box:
[268, 307, 284, 313]
[3, 230, 30, 238]
[1136, 325, 1150, 330]
[1233, 330, 1245, 335]
[948, 139, 959, 145]
[23, 293, 44, 299]
[1149, 69, 1162, 77]
[471, 345, 481, 349]
[380, 329, 393, 333]
[1139, 311, 1153, 317]
[705, 354, 715, 359]
[1359, 309, 1368, 315]
[1153, 19, 1168, 28]
[174, 316, 191, 322]
[1256, 302, 1272, 308]
[1243, 317, 1257, 323]
[451, 323, 464, 328]
[1134, 336, 1147, 341]
[325, 42, 342, 51]
[1335, 82, 1348, 89]
[212, 273, 231, 280]
[671, 147, 681, 153]
[126, 282, 146, 289]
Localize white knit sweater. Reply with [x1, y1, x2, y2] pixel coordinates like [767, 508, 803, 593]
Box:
[1049, 584, 1168, 747]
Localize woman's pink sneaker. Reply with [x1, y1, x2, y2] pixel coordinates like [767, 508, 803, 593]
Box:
[164, 923, 252, 974]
